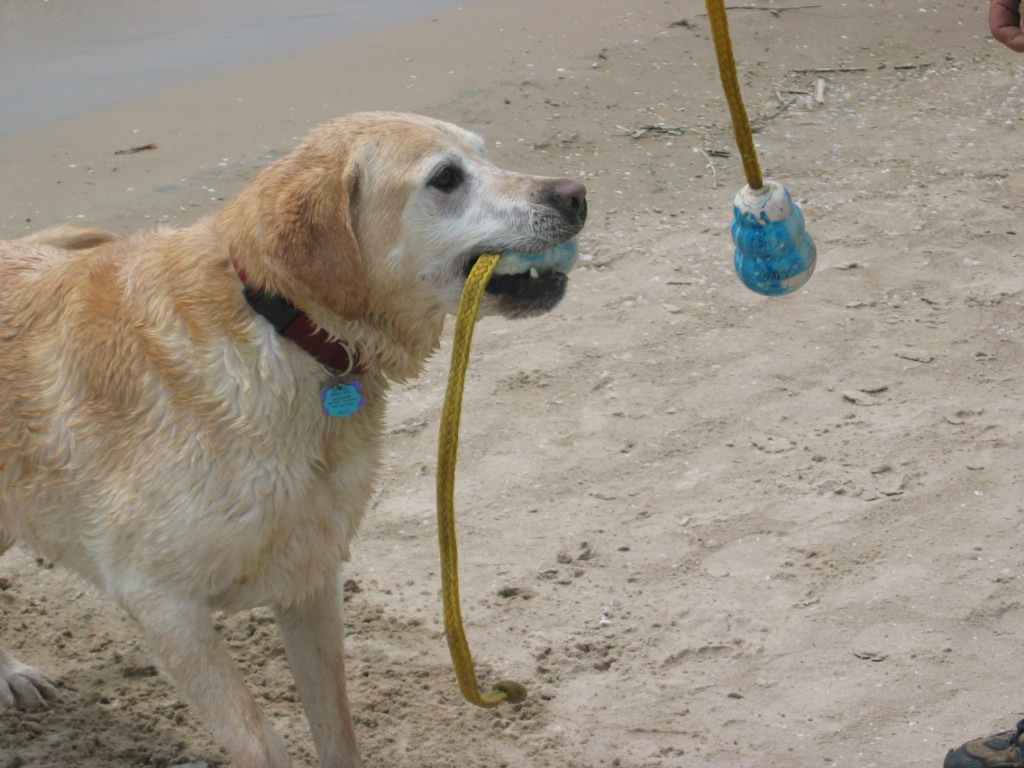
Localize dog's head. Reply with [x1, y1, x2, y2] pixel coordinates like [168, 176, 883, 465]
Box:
[224, 112, 586, 327]
[381, 115, 588, 320]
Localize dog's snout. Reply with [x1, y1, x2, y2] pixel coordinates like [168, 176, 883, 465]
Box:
[551, 178, 586, 213]
[544, 178, 587, 227]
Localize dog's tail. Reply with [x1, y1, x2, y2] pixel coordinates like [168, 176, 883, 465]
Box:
[19, 224, 118, 250]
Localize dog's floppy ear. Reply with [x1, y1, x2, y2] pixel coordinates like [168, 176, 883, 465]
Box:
[268, 160, 368, 322]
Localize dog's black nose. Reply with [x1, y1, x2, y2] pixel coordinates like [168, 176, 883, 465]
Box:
[551, 178, 586, 212]
[547, 178, 587, 224]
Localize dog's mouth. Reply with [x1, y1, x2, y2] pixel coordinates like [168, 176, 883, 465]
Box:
[462, 243, 574, 319]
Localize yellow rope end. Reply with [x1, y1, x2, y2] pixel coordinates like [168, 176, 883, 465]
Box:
[492, 680, 529, 705]
[474, 680, 528, 708]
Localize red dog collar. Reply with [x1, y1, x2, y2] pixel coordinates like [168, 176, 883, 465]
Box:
[230, 256, 365, 376]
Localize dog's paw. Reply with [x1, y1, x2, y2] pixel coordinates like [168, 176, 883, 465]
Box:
[0, 649, 61, 709]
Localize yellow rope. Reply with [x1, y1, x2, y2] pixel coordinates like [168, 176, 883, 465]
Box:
[706, 0, 763, 190]
[436, 253, 528, 708]
[431, 4, 757, 708]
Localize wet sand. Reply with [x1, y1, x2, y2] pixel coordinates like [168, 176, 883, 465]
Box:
[0, 0, 468, 135]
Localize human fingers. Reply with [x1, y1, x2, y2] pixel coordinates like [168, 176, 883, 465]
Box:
[990, 0, 1024, 52]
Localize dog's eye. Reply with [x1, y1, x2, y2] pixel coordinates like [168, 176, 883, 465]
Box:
[428, 164, 464, 193]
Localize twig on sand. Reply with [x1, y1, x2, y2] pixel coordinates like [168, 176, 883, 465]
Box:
[790, 63, 930, 76]
[697, 147, 721, 188]
[699, 4, 821, 17]
[814, 77, 827, 103]
[758, 95, 799, 124]
[792, 67, 868, 74]
[617, 124, 686, 139]
[114, 143, 158, 155]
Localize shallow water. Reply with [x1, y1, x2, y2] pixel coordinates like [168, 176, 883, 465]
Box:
[0, 0, 466, 135]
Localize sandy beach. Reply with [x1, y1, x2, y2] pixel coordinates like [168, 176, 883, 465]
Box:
[3, 0, 1024, 766]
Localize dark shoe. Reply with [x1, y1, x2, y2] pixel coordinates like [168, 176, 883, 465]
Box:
[945, 719, 1024, 767]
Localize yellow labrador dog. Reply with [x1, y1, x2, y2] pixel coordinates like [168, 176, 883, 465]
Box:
[0, 111, 586, 767]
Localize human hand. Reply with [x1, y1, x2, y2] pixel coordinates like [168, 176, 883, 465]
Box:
[991, 0, 1024, 52]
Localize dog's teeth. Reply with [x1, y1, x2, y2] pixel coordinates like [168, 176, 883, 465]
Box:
[529, 267, 539, 279]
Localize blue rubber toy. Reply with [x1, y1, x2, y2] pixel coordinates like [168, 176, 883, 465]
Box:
[731, 180, 816, 296]
[494, 238, 579, 277]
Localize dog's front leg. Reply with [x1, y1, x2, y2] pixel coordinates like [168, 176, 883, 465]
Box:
[125, 596, 292, 768]
[274, 572, 362, 768]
